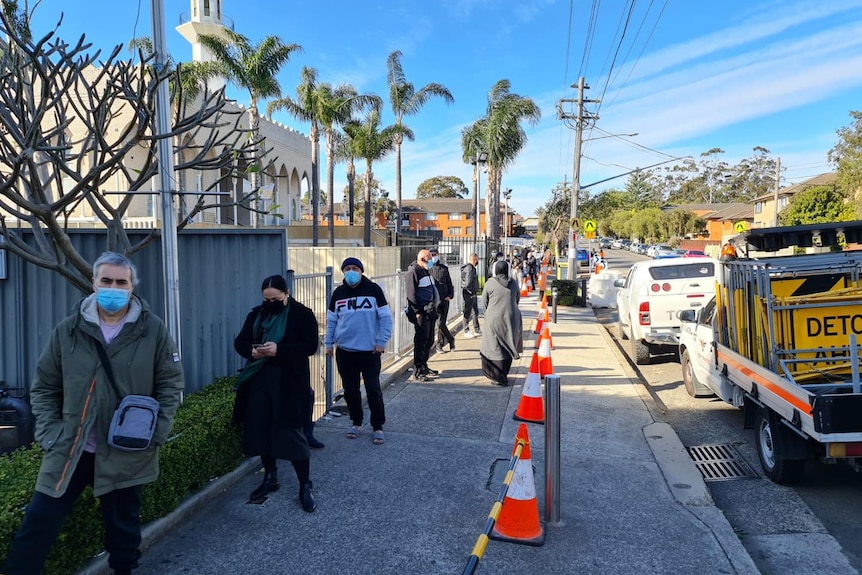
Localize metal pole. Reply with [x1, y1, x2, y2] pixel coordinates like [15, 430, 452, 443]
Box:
[772, 157, 781, 227]
[151, 0, 181, 357]
[324, 266, 334, 409]
[476, 160, 482, 240]
[566, 77, 585, 281]
[551, 287, 558, 323]
[544, 374, 562, 525]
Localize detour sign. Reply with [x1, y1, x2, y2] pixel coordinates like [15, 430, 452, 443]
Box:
[782, 302, 862, 370]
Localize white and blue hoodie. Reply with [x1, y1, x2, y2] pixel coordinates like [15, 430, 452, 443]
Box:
[325, 276, 393, 352]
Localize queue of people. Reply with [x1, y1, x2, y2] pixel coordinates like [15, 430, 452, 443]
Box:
[3, 245, 536, 575]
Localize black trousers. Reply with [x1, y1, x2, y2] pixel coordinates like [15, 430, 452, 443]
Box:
[462, 290, 480, 332]
[3, 451, 143, 575]
[435, 300, 455, 349]
[336, 348, 385, 430]
[413, 312, 434, 369]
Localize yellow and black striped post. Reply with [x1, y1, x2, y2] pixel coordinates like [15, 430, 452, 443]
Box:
[462, 438, 525, 575]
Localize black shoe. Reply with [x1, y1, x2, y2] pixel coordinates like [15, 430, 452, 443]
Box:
[449, 341, 456, 352]
[299, 481, 317, 513]
[413, 371, 430, 382]
[250, 470, 279, 501]
[436, 346, 448, 354]
[304, 422, 325, 449]
[422, 367, 439, 375]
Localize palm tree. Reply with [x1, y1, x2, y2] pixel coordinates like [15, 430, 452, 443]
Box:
[269, 68, 379, 245]
[461, 80, 540, 240]
[386, 50, 454, 235]
[343, 108, 406, 246]
[198, 29, 301, 225]
[331, 130, 357, 225]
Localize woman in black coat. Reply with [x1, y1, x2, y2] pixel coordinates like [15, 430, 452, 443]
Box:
[233, 275, 320, 512]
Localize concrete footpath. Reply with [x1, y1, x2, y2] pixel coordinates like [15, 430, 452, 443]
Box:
[80, 293, 760, 575]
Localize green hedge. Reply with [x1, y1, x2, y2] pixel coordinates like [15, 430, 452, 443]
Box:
[551, 279, 580, 306]
[0, 376, 243, 575]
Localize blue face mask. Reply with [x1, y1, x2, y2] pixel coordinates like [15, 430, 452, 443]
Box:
[96, 287, 130, 313]
[344, 270, 361, 286]
[430, 256, 439, 265]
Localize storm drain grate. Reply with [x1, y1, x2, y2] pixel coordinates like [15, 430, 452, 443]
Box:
[686, 444, 757, 482]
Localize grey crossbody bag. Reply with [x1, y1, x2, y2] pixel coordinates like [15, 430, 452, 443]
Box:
[92, 337, 160, 451]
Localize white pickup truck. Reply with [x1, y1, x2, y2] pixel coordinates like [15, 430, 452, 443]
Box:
[678, 222, 862, 483]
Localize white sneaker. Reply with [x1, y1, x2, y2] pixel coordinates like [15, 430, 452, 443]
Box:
[463, 331, 476, 339]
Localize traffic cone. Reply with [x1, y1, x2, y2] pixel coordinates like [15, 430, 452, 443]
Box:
[537, 291, 547, 310]
[533, 304, 549, 334]
[535, 323, 554, 350]
[537, 327, 553, 378]
[490, 424, 545, 546]
[520, 276, 528, 297]
[513, 354, 545, 424]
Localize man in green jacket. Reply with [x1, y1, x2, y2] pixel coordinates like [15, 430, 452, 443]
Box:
[3, 252, 184, 575]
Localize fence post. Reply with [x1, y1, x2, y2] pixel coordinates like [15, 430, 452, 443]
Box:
[285, 269, 295, 295]
[393, 269, 403, 357]
[544, 374, 562, 525]
[324, 266, 334, 411]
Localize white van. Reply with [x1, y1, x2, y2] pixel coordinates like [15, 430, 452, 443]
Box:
[614, 258, 717, 364]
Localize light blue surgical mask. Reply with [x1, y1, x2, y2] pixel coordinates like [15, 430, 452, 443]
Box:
[430, 256, 439, 265]
[344, 270, 361, 286]
[96, 287, 130, 313]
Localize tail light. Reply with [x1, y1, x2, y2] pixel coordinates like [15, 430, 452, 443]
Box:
[650, 283, 672, 292]
[828, 443, 862, 457]
[638, 301, 650, 325]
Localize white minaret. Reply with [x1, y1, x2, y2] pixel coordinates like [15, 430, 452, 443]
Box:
[176, 0, 228, 92]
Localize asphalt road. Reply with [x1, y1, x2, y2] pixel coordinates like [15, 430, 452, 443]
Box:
[593, 246, 862, 575]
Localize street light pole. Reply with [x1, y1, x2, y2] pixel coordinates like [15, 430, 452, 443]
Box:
[503, 188, 511, 255]
[151, 0, 182, 356]
[471, 152, 487, 242]
[772, 157, 781, 227]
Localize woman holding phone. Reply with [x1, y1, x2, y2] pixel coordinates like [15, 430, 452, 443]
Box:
[233, 275, 320, 512]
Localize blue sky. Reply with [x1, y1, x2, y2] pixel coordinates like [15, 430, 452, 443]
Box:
[27, 0, 862, 219]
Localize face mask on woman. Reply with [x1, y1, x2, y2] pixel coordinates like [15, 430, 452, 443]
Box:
[344, 270, 361, 286]
[262, 298, 285, 314]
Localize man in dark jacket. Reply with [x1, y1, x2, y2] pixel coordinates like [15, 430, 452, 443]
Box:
[429, 248, 455, 354]
[461, 252, 481, 337]
[405, 249, 438, 381]
[3, 252, 184, 575]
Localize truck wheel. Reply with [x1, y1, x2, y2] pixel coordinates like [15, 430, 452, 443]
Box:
[682, 350, 711, 398]
[754, 409, 805, 484]
[618, 316, 628, 340]
[632, 337, 650, 365]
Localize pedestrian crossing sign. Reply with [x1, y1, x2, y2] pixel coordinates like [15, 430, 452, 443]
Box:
[733, 221, 748, 234]
[584, 220, 597, 233]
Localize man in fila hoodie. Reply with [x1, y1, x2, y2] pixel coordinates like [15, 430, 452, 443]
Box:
[325, 257, 393, 445]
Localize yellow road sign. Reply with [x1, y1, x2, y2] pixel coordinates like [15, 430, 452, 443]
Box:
[585, 231, 596, 239]
[584, 220, 597, 232]
[570, 217, 579, 230]
[733, 221, 749, 234]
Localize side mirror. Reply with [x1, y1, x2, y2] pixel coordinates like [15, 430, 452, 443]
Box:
[677, 309, 696, 322]
[613, 278, 626, 288]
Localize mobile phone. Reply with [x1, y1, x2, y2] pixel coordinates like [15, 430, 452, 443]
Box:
[252, 344, 264, 349]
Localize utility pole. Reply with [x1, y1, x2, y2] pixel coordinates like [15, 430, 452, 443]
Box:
[559, 77, 599, 280]
[151, 0, 182, 357]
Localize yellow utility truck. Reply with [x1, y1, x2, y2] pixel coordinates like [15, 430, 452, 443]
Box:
[678, 222, 862, 483]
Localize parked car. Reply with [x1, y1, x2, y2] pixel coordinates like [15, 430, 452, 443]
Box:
[611, 239, 624, 249]
[615, 258, 718, 364]
[657, 248, 686, 259]
[681, 249, 707, 258]
[651, 244, 673, 258]
[637, 244, 650, 256]
[620, 239, 632, 250]
[600, 237, 613, 249]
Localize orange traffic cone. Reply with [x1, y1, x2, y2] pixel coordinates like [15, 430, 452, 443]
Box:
[537, 291, 548, 309]
[527, 274, 534, 292]
[537, 271, 547, 293]
[535, 323, 554, 350]
[520, 276, 528, 297]
[513, 354, 545, 424]
[490, 424, 545, 546]
[537, 328, 553, 378]
[533, 304, 549, 334]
